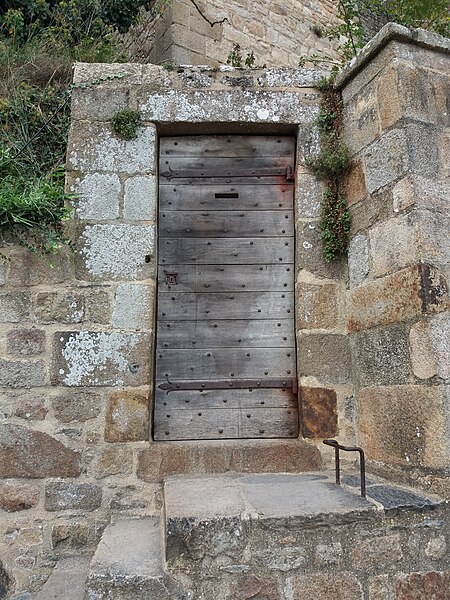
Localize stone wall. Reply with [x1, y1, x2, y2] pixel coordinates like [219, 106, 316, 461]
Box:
[122, 0, 342, 67]
[337, 24, 450, 497]
[1, 22, 449, 599]
[0, 63, 344, 596]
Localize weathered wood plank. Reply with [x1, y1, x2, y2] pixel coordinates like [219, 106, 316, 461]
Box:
[160, 136, 295, 158]
[155, 388, 297, 410]
[153, 407, 299, 440]
[159, 211, 294, 238]
[158, 292, 294, 321]
[158, 265, 294, 293]
[159, 238, 294, 264]
[160, 156, 294, 173]
[159, 184, 293, 211]
[156, 319, 295, 348]
[156, 347, 296, 379]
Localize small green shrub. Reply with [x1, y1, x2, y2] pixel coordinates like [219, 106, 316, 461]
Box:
[111, 109, 142, 140]
[320, 187, 351, 262]
[0, 149, 73, 253]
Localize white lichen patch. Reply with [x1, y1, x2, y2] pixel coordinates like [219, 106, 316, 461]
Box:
[112, 284, 153, 330]
[60, 331, 139, 386]
[259, 68, 322, 88]
[139, 90, 319, 124]
[80, 223, 154, 279]
[124, 176, 157, 221]
[68, 123, 156, 174]
[73, 173, 121, 220]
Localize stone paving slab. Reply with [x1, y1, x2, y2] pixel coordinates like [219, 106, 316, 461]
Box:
[164, 473, 375, 522]
[164, 472, 373, 523]
[87, 518, 187, 600]
[32, 555, 91, 600]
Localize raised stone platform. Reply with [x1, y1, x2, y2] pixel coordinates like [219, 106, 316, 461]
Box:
[81, 472, 448, 600]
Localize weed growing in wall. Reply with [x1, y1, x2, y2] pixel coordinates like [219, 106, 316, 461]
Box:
[111, 109, 142, 140]
[306, 80, 351, 262]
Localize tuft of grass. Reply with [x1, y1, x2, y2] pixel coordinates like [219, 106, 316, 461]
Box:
[111, 108, 142, 140]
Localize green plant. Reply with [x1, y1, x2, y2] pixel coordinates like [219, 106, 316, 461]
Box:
[320, 187, 351, 262]
[299, 0, 450, 72]
[227, 42, 243, 67]
[0, 149, 73, 253]
[111, 108, 142, 140]
[307, 80, 351, 261]
[227, 44, 265, 68]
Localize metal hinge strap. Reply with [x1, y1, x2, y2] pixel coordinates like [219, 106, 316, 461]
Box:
[160, 165, 294, 181]
[158, 378, 298, 394]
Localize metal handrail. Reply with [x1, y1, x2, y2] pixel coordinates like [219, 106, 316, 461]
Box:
[323, 439, 366, 498]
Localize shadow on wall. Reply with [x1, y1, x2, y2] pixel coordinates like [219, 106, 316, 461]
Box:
[0, 560, 10, 600]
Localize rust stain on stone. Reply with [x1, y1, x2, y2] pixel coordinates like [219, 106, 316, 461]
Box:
[300, 387, 337, 439]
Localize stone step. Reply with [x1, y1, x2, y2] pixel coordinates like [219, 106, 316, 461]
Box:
[163, 472, 446, 599]
[137, 438, 323, 482]
[164, 472, 376, 569]
[86, 518, 187, 600]
[32, 555, 91, 600]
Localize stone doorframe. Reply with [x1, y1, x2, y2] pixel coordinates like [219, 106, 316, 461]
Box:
[62, 63, 351, 452]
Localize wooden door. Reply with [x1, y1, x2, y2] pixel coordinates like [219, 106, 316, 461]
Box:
[154, 136, 298, 441]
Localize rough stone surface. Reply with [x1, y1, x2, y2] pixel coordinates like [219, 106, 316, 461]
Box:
[105, 390, 149, 442]
[289, 572, 363, 600]
[351, 534, 403, 571]
[359, 385, 450, 469]
[92, 446, 133, 479]
[300, 387, 338, 439]
[409, 313, 450, 380]
[296, 284, 338, 330]
[71, 85, 129, 121]
[13, 393, 48, 420]
[0, 359, 46, 388]
[369, 211, 450, 278]
[6, 329, 45, 355]
[345, 160, 367, 205]
[295, 175, 323, 218]
[364, 128, 409, 193]
[112, 284, 153, 330]
[348, 234, 369, 287]
[0, 424, 81, 478]
[296, 221, 343, 279]
[0, 257, 5, 286]
[77, 223, 155, 281]
[395, 570, 450, 600]
[0, 481, 40, 512]
[67, 123, 156, 174]
[51, 390, 102, 422]
[0, 560, 10, 600]
[52, 521, 90, 550]
[88, 518, 181, 600]
[123, 175, 157, 220]
[138, 90, 319, 125]
[348, 265, 449, 332]
[33, 555, 91, 600]
[70, 173, 121, 220]
[353, 323, 412, 386]
[52, 331, 151, 387]
[5, 249, 72, 286]
[45, 482, 102, 512]
[137, 440, 323, 482]
[0, 292, 30, 323]
[298, 334, 352, 384]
